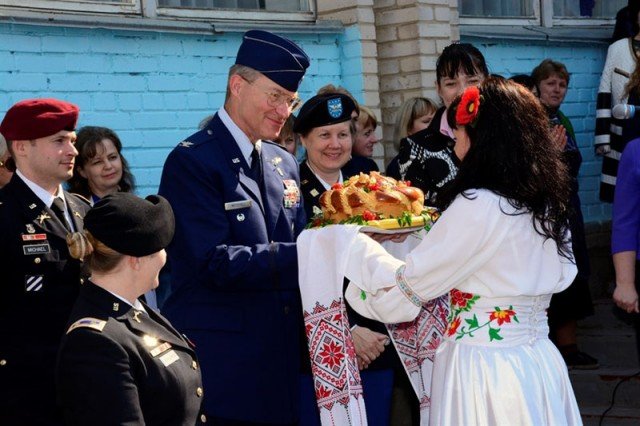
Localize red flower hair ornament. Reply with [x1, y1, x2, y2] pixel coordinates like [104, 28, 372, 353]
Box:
[455, 86, 481, 127]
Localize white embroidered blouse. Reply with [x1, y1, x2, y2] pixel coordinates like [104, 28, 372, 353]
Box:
[344, 189, 578, 324]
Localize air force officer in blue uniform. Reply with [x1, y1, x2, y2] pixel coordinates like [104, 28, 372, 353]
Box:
[159, 31, 310, 424]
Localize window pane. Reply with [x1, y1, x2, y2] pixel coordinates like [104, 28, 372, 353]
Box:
[459, 0, 534, 17]
[47, 0, 133, 2]
[157, 0, 310, 11]
[553, 0, 627, 18]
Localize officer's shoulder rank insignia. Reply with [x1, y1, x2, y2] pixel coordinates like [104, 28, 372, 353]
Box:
[73, 193, 91, 206]
[66, 317, 107, 334]
[179, 141, 194, 148]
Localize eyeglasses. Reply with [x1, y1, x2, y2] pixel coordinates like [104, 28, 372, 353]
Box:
[244, 78, 302, 112]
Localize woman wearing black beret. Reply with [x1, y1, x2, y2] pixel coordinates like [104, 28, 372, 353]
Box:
[295, 93, 399, 426]
[56, 193, 206, 425]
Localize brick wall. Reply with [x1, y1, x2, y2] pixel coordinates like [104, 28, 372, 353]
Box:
[0, 22, 346, 195]
[466, 37, 611, 224]
[318, 0, 385, 169]
[373, 0, 457, 160]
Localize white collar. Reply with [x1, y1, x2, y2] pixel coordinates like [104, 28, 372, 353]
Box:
[104, 288, 147, 312]
[217, 107, 262, 166]
[306, 161, 343, 191]
[16, 169, 66, 209]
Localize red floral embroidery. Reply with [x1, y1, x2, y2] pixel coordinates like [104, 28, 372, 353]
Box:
[447, 317, 461, 337]
[316, 385, 332, 399]
[319, 341, 344, 369]
[450, 289, 475, 309]
[455, 86, 480, 126]
[489, 307, 517, 326]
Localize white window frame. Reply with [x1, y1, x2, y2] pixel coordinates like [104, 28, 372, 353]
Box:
[154, 2, 316, 23]
[0, 0, 141, 14]
[459, 0, 617, 28]
[0, 0, 316, 22]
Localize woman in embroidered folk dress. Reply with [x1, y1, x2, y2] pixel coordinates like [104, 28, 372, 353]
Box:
[56, 193, 206, 425]
[342, 77, 582, 424]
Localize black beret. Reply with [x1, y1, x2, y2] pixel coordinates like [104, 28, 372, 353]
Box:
[84, 193, 175, 257]
[235, 30, 310, 92]
[293, 93, 357, 135]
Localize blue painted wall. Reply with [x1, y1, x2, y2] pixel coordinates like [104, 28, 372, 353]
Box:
[0, 22, 352, 196]
[0, 22, 612, 224]
[465, 37, 611, 224]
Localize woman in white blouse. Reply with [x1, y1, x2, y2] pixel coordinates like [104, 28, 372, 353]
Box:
[343, 77, 582, 425]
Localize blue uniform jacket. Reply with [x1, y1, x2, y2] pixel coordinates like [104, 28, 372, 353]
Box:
[158, 114, 307, 423]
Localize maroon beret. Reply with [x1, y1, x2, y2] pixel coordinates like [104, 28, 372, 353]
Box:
[0, 98, 79, 141]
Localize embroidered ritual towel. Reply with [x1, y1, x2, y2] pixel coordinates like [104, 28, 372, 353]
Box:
[298, 225, 366, 426]
[298, 225, 448, 426]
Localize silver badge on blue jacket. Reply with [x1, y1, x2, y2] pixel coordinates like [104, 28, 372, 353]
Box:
[327, 98, 343, 119]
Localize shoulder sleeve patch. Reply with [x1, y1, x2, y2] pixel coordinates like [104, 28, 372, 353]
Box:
[66, 317, 107, 334]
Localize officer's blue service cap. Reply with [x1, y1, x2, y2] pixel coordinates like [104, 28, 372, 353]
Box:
[235, 30, 310, 93]
[84, 193, 175, 257]
[293, 93, 357, 135]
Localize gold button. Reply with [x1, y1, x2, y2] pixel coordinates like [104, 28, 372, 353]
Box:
[196, 387, 203, 397]
[191, 361, 197, 370]
[34, 257, 41, 264]
[200, 414, 207, 423]
[0, 359, 6, 366]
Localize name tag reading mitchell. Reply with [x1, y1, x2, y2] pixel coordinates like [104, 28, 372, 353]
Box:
[23, 242, 51, 255]
[159, 349, 180, 367]
[224, 200, 252, 211]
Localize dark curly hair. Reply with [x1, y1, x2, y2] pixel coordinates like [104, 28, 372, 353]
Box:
[441, 76, 572, 259]
[68, 126, 135, 198]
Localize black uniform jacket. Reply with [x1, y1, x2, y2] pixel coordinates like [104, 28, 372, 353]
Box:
[0, 174, 89, 425]
[56, 281, 206, 426]
[298, 159, 367, 220]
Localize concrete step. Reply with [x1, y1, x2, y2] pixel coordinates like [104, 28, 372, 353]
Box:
[575, 298, 639, 369]
[570, 368, 640, 408]
[581, 406, 640, 426]
[577, 333, 639, 369]
[578, 299, 637, 333]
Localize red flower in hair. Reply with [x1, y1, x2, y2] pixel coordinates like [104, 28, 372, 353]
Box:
[455, 86, 481, 126]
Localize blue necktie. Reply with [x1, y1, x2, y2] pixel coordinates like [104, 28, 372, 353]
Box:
[250, 147, 263, 186]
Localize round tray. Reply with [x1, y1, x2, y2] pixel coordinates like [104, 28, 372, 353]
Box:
[359, 224, 425, 234]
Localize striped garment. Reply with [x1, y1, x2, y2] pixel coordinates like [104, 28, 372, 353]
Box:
[595, 37, 638, 202]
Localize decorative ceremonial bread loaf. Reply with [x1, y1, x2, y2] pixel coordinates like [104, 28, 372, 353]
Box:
[319, 172, 425, 222]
